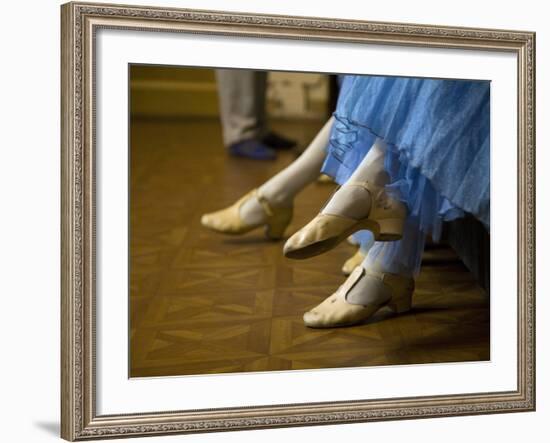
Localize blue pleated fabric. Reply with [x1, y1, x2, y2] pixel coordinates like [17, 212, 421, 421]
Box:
[322, 75, 490, 275]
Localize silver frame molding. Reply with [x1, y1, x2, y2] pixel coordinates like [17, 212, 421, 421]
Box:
[61, 1, 536, 440]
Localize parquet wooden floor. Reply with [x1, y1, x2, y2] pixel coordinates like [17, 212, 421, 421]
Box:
[129, 118, 490, 377]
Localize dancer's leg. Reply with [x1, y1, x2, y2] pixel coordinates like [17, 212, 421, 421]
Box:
[201, 117, 334, 237]
[321, 138, 389, 220]
[283, 137, 406, 260]
[238, 116, 334, 225]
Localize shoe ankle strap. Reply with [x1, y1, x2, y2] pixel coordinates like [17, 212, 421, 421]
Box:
[254, 189, 274, 217]
[319, 180, 384, 214]
[345, 180, 384, 194]
[364, 269, 415, 289]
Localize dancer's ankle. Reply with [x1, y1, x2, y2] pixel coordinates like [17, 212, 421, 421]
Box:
[238, 189, 293, 225]
[238, 193, 268, 225]
[321, 184, 372, 220]
[257, 188, 293, 209]
[363, 259, 414, 279]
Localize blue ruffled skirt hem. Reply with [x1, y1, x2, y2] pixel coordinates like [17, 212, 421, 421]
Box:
[322, 75, 490, 243]
[322, 116, 466, 242]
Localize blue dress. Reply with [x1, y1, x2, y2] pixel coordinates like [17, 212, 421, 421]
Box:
[323, 75, 490, 274]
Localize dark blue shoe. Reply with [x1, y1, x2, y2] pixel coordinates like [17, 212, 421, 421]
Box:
[262, 132, 297, 150]
[228, 139, 277, 160]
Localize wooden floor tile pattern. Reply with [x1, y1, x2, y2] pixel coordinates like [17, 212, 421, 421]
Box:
[130, 118, 489, 377]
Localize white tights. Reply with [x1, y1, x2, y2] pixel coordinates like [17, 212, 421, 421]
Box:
[239, 117, 334, 224]
[321, 138, 389, 220]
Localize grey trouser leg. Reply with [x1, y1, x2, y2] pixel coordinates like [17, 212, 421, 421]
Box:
[215, 69, 268, 147]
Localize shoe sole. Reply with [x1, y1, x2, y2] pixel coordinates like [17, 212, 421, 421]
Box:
[201, 220, 286, 241]
[284, 220, 402, 260]
[304, 299, 412, 329]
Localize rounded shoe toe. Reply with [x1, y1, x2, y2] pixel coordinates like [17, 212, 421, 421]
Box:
[341, 259, 355, 275]
[303, 310, 323, 328]
[283, 233, 303, 256]
[341, 250, 365, 275]
[283, 219, 323, 258]
[200, 213, 213, 228]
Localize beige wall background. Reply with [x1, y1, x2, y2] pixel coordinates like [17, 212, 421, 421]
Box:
[130, 65, 329, 120]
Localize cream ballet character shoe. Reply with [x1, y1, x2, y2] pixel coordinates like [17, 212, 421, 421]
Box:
[200, 189, 292, 240]
[283, 181, 406, 259]
[303, 266, 414, 328]
[317, 174, 334, 184]
[341, 249, 366, 275]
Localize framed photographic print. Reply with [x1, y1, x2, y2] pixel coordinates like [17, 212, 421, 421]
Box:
[61, 1, 536, 440]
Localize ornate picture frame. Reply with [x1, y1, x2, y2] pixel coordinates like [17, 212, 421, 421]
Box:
[61, 1, 536, 440]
